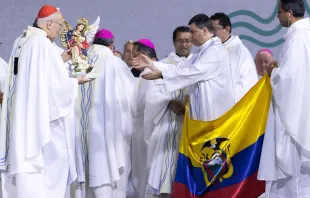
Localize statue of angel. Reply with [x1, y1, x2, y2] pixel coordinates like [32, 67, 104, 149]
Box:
[61, 16, 100, 78]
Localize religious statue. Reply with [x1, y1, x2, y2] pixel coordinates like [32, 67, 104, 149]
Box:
[60, 17, 100, 78]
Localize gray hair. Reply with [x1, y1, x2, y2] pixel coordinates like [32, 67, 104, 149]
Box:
[37, 12, 60, 26]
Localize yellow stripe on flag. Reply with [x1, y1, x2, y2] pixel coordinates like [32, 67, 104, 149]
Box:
[179, 75, 272, 169]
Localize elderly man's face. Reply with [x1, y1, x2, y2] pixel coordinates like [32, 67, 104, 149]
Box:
[47, 12, 65, 42]
[123, 42, 133, 66]
[255, 51, 273, 76]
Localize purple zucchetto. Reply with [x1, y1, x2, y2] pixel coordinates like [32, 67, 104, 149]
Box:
[258, 49, 273, 55]
[95, 28, 114, 39]
[136, 38, 155, 49]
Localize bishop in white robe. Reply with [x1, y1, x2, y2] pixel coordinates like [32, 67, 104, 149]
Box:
[0, 6, 92, 198]
[258, 3, 310, 197]
[128, 39, 158, 198]
[74, 29, 136, 198]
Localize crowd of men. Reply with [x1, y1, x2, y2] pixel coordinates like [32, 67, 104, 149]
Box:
[0, 0, 309, 197]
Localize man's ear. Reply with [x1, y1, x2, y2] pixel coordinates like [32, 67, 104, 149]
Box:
[288, 10, 293, 18]
[47, 21, 53, 30]
[203, 26, 209, 34]
[225, 26, 231, 33]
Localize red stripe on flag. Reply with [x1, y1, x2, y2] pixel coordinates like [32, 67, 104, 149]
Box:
[172, 171, 265, 198]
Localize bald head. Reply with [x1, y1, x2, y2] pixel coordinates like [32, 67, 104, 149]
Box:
[123, 40, 134, 66]
[255, 49, 274, 76]
[37, 12, 64, 42]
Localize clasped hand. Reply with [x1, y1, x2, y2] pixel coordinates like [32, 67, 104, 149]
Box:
[76, 74, 94, 84]
[266, 60, 278, 77]
[168, 100, 185, 115]
[132, 54, 162, 80]
[61, 49, 72, 62]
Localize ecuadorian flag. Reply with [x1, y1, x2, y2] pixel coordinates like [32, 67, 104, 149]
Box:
[172, 75, 271, 198]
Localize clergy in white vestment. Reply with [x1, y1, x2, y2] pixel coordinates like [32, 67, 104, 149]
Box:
[128, 39, 158, 198]
[211, 13, 258, 102]
[73, 28, 136, 198]
[132, 14, 235, 122]
[254, 49, 274, 79]
[144, 26, 193, 198]
[258, 0, 310, 197]
[0, 5, 92, 198]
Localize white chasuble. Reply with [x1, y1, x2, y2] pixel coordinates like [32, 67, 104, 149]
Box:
[0, 26, 78, 198]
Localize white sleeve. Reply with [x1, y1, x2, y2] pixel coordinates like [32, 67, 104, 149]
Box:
[155, 48, 221, 92]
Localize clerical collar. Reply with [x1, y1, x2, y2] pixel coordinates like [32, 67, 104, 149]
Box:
[24, 26, 48, 39]
[31, 23, 50, 40]
[131, 68, 142, 77]
[222, 35, 231, 44]
[34, 26, 44, 33]
[89, 44, 113, 55]
[37, 27, 51, 41]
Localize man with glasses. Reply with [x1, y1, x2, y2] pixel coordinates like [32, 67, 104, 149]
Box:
[0, 5, 92, 198]
[163, 26, 193, 63]
[211, 13, 258, 102]
[144, 26, 192, 197]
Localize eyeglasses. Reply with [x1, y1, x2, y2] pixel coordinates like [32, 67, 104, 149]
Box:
[51, 20, 65, 30]
[213, 27, 223, 32]
[175, 39, 192, 44]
